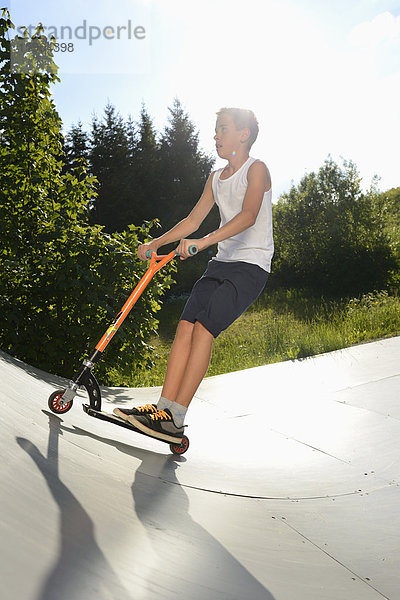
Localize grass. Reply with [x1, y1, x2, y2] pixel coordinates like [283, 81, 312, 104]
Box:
[105, 289, 400, 387]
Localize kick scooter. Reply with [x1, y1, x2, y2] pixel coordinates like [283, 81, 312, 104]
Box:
[47, 246, 198, 455]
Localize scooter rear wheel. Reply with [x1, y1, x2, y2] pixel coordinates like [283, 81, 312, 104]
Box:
[170, 435, 189, 455]
[48, 389, 73, 414]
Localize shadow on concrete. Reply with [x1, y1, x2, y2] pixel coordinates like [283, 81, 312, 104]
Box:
[16, 412, 133, 600]
[52, 416, 276, 600]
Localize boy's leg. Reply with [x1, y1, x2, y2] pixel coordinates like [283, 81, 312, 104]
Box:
[161, 319, 195, 402]
[124, 320, 213, 436]
[155, 319, 213, 428]
[173, 320, 214, 408]
[161, 319, 213, 407]
[115, 319, 195, 423]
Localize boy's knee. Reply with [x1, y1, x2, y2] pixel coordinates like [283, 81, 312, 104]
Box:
[193, 320, 214, 339]
[177, 319, 195, 337]
[177, 319, 214, 342]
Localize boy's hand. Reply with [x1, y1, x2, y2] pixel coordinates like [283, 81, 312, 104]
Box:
[176, 238, 202, 260]
[137, 242, 158, 260]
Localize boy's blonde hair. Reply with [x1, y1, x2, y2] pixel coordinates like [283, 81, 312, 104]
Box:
[216, 107, 259, 149]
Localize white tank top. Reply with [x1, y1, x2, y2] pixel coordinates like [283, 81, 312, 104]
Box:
[211, 156, 274, 272]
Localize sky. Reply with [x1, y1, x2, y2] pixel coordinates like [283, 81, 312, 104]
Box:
[6, 0, 400, 201]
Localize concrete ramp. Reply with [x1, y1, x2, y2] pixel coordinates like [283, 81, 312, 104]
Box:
[1, 337, 399, 600]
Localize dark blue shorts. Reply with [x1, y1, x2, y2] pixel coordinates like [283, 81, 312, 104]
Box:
[180, 260, 269, 338]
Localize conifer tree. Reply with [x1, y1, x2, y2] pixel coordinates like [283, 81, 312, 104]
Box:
[131, 103, 161, 224]
[63, 120, 90, 174]
[154, 98, 218, 292]
[158, 98, 216, 233]
[89, 102, 132, 231]
[125, 114, 138, 164]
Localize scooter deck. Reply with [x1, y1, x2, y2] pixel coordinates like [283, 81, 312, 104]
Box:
[83, 403, 141, 432]
[82, 404, 187, 448]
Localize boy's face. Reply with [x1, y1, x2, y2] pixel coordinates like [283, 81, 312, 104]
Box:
[214, 113, 250, 158]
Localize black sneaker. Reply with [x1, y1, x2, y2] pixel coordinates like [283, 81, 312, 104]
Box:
[113, 404, 158, 422]
[127, 408, 184, 443]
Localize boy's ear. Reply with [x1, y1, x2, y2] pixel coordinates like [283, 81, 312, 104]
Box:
[240, 127, 251, 144]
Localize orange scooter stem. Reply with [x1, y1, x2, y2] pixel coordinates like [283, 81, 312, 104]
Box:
[95, 245, 198, 353]
[48, 245, 198, 414]
[96, 250, 172, 353]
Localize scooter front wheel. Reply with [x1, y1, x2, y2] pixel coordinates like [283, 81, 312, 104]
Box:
[48, 389, 73, 414]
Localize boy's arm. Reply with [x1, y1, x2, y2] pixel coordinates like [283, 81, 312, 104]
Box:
[178, 161, 270, 258]
[137, 173, 215, 259]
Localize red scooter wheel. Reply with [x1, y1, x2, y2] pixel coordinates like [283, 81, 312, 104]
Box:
[170, 435, 190, 455]
[48, 389, 73, 414]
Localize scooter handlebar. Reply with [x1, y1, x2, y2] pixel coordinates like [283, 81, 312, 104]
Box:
[145, 245, 198, 259]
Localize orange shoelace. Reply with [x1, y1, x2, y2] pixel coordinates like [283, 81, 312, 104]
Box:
[137, 404, 157, 413]
[150, 410, 171, 421]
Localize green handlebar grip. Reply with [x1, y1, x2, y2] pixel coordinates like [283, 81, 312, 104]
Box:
[174, 245, 199, 257]
[145, 245, 199, 259]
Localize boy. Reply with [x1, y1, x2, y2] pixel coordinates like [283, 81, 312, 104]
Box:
[114, 108, 274, 443]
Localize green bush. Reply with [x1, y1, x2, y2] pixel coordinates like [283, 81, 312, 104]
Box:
[0, 11, 175, 383]
[272, 158, 397, 296]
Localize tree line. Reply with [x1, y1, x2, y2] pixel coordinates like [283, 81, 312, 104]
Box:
[62, 95, 221, 295]
[1, 10, 399, 382]
[64, 100, 218, 236]
[65, 102, 399, 298]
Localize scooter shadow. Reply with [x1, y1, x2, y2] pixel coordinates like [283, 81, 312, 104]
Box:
[56, 411, 276, 600]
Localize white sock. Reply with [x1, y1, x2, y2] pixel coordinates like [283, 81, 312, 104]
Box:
[157, 396, 173, 411]
[157, 397, 187, 427]
[168, 401, 188, 427]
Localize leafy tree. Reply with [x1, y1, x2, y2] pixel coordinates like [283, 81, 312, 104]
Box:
[272, 157, 396, 296]
[374, 187, 400, 261]
[0, 10, 174, 384]
[368, 186, 400, 290]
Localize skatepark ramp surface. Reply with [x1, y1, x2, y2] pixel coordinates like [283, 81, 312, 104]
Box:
[1, 336, 399, 600]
